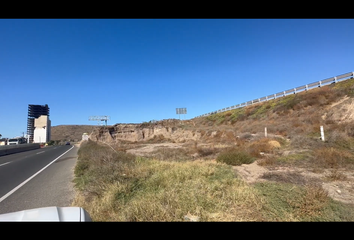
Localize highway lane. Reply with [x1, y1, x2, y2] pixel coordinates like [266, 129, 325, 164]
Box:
[0, 145, 78, 214]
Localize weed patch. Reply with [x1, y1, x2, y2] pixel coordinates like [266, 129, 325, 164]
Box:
[216, 148, 255, 166]
[313, 147, 354, 169]
[325, 169, 348, 181]
[253, 182, 350, 221]
[246, 138, 280, 157]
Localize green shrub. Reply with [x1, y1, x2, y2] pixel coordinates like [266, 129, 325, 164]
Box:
[74, 160, 90, 177]
[216, 148, 255, 166]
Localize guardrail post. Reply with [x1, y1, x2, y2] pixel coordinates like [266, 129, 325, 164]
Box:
[319, 81, 322, 87]
[320, 126, 325, 141]
[283, 91, 286, 96]
[334, 76, 337, 83]
[266, 96, 268, 101]
[294, 88, 296, 94]
[274, 94, 276, 99]
[306, 84, 308, 91]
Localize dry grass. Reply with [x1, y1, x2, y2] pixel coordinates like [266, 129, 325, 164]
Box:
[73, 142, 265, 221]
[73, 139, 354, 221]
[288, 184, 330, 219]
[253, 182, 347, 221]
[312, 147, 354, 169]
[71, 78, 354, 221]
[246, 138, 280, 157]
[325, 169, 348, 181]
[148, 147, 192, 161]
[257, 155, 278, 166]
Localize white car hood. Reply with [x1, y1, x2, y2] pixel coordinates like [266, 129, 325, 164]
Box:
[0, 206, 92, 222]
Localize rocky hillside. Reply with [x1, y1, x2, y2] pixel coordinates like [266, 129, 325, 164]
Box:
[53, 77, 354, 146]
[87, 77, 354, 146]
[81, 77, 354, 206]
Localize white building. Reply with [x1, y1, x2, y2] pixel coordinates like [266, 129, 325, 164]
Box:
[33, 115, 51, 143]
[82, 133, 89, 141]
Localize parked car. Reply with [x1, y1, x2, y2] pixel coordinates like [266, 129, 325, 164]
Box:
[65, 142, 70, 145]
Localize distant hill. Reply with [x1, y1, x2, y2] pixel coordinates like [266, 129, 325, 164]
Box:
[50, 125, 101, 142]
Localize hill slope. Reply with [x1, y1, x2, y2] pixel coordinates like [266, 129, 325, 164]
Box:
[71, 77, 354, 221]
[87, 77, 354, 146]
[50, 125, 100, 142]
[53, 77, 354, 145]
[83, 77, 354, 204]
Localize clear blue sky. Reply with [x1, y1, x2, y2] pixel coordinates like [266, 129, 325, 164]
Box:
[1, 19, 354, 138]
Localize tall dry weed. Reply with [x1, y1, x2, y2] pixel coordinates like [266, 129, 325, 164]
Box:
[312, 147, 353, 169]
[288, 184, 329, 219]
[246, 138, 279, 157]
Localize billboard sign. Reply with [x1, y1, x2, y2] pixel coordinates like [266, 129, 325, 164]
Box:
[176, 108, 187, 114]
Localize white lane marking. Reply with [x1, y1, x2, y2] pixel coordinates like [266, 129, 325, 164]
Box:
[0, 145, 74, 203]
[36, 151, 45, 155]
[0, 162, 10, 167]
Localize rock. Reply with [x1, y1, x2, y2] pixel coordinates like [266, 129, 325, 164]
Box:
[184, 212, 200, 222]
[89, 120, 203, 143]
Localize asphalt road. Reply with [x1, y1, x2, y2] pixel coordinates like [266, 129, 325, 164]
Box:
[0, 145, 78, 214]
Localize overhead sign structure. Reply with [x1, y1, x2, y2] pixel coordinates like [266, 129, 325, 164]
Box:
[176, 108, 187, 120]
[89, 116, 110, 126]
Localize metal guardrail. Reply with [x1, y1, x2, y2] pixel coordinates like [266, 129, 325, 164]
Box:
[195, 71, 354, 118]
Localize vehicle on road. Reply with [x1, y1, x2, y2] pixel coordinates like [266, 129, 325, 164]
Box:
[0, 206, 92, 221]
[65, 142, 70, 145]
[7, 137, 26, 145]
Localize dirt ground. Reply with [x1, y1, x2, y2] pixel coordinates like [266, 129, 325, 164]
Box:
[126, 143, 186, 156]
[232, 160, 354, 204]
[126, 142, 354, 205]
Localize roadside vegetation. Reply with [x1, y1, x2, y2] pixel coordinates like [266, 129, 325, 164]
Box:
[72, 77, 354, 221]
[73, 138, 354, 221]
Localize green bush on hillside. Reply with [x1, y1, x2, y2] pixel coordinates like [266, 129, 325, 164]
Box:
[216, 148, 255, 166]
